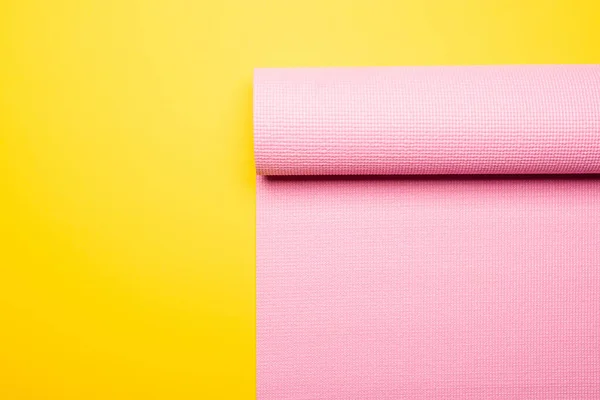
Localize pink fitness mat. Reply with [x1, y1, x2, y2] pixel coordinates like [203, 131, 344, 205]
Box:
[255, 65, 600, 399]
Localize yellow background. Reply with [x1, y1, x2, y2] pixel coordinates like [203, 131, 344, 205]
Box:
[1, 1, 599, 398]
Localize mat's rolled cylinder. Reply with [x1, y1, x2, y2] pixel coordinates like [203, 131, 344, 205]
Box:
[254, 65, 600, 175]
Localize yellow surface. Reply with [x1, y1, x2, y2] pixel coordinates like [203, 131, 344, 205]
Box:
[1, 1, 599, 398]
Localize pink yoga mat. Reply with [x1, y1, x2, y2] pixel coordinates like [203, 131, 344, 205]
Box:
[255, 65, 600, 399]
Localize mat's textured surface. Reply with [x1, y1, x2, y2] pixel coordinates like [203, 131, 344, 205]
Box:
[255, 65, 600, 175]
[256, 66, 600, 399]
[257, 177, 600, 399]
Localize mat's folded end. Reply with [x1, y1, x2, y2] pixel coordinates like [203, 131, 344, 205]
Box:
[254, 65, 600, 176]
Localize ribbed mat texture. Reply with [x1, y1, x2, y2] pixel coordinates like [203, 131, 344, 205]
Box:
[255, 65, 600, 399]
[255, 65, 600, 175]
